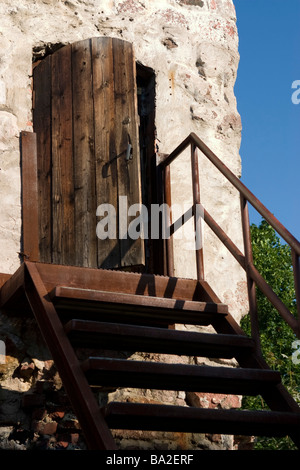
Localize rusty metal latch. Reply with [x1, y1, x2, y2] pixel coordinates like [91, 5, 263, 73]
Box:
[126, 143, 133, 161]
[126, 134, 133, 161]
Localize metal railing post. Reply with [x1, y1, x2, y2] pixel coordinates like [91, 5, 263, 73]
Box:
[164, 165, 175, 277]
[292, 250, 300, 336]
[158, 133, 300, 338]
[191, 143, 204, 280]
[240, 196, 262, 354]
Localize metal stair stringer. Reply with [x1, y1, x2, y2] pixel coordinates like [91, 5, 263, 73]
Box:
[23, 261, 117, 450]
[2, 260, 300, 450]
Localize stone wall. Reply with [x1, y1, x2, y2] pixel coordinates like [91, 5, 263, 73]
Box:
[0, 0, 249, 450]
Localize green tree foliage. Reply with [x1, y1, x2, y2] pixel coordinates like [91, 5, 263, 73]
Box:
[241, 219, 300, 450]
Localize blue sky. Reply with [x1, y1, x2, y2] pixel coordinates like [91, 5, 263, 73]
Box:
[234, 0, 300, 242]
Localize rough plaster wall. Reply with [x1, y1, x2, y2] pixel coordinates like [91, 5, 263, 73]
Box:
[0, 0, 249, 450]
[0, 0, 247, 320]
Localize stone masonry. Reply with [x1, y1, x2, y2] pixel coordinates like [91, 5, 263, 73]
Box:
[0, 0, 248, 450]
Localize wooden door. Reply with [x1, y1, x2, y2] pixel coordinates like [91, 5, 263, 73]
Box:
[33, 37, 145, 270]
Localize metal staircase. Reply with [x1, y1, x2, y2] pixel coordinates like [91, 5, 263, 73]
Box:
[0, 260, 299, 450]
[0, 132, 299, 450]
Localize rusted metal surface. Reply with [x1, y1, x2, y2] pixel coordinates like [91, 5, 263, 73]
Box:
[64, 319, 254, 358]
[5, 129, 300, 449]
[0, 273, 11, 289]
[23, 262, 117, 450]
[240, 196, 261, 354]
[161, 133, 300, 256]
[164, 165, 174, 277]
[50, 285, 228, 312]
[159, 133, 300, 339]
[292, 250, 300, 333]
[0, 261, 26, 311]
[50, 285, 228, 327]
[33, 261, 202, 300]
[103, 402, 300, 437]
[191, 144, 204, 281]
[1, 260, 300, 448]
[204, 203, 298, 335]
[82, 356, 281, 395]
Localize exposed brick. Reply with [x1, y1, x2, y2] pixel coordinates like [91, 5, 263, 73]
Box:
[42, 421, 58, 436]
[33, 420, 58, 436]
[49, 410, 65, 420]
[177, 0, 204, 6]
[117, 0, 144, 14]
[156, 9, 188, 27]
[186, 392, 241, 410]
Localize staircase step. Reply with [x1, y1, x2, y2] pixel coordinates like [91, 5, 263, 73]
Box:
[65, 320, 254, 359]
[102, 402, 300, 437]
[81, 357, 281, 395]
[50, 286, 228, 326]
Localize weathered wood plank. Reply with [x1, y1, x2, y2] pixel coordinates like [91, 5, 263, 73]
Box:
[33, 38, 145, 270]
[92, 37, 120, 269]
[33, 56, 52, 263]
[51, 44, 75, 266]
[113, 39, 145, 268]
[21, 131, 39, 262]
[72, 39, 97, 268]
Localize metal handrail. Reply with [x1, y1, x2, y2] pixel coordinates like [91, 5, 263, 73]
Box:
[158, 133, 300, 344]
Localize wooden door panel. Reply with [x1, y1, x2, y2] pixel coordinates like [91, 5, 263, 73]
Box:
[72, 39, 97, 268]
[91, 37, 119, 269]
[33, 37, 145, 270]
[112, 38, 144, 268]
[51, 44, 75, 266]
[33, 54, 52, 263]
